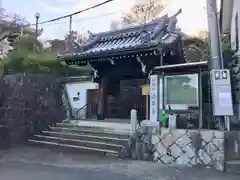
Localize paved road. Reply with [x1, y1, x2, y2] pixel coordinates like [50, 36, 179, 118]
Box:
[0, 147, 240, 180]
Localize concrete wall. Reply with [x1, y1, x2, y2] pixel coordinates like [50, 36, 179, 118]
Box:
[65, 81, 98, 119]
[152, 129, 225, 171]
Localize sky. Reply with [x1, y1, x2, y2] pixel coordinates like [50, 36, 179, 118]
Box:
[1, 0, 221, 41]
[1, 0, 136, 40]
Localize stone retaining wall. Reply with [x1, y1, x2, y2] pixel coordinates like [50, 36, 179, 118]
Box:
[152, 128, 225, 171]
[0, 73, 65, 146]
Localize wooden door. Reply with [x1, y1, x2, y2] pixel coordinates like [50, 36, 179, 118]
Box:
[86, 89, 98, 119]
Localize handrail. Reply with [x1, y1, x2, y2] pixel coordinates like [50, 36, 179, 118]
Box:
[154, 61, 208, 70]
[76, 104, 87, 114]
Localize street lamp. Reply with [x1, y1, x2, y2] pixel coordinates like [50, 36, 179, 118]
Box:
[34, 12, 40, 52]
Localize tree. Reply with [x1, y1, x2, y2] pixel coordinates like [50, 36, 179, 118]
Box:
[182, 30, 210, 63]
[64, 30, 91, 53]
[122, 0, 166, 25]
[46, 39, 65, 53]
[0, 8, 27, 42]
[0, 9, 28, 77]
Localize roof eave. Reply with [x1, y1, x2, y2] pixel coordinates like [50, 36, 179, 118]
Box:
[62, 44, 160, 62]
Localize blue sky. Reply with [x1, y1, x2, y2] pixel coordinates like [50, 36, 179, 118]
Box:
[2, 0, 213, 40]
[2, 0, 136, 40]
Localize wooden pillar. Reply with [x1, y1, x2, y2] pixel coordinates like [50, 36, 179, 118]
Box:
[97, 77, 107, 120]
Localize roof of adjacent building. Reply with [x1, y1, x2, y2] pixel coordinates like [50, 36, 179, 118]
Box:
[59, 10, 183, 63]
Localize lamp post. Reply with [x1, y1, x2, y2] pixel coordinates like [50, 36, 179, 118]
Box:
[34, 12, 40, 52]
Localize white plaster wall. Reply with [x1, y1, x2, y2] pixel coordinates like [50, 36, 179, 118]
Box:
[230, 0, 240, 51]
[65, 81, 98, 110]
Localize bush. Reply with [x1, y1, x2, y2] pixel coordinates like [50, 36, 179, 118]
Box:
[4, 51, 90, 76]
[3, 35, 90, 76]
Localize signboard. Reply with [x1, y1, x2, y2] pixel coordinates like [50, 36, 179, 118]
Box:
[210, 69, 233, 116]
[150, 75, 159, 121]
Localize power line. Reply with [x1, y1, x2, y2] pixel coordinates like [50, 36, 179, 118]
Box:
[24, 0, 115, 27]
[47, 11, 122, 39]
[48, 11, 121, 26]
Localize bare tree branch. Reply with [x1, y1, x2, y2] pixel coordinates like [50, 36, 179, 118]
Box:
[122, 0, 166, 26]
[0, 8, 27, 42]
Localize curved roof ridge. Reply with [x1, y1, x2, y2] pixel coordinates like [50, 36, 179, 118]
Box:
[91, 14, 170, 38]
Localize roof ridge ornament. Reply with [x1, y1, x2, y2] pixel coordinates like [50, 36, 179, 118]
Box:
[167, 8, 182, 32]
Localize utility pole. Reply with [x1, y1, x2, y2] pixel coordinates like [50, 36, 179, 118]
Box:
[34, 12, 40, 52]
[66, 15, 73, 52]
[206, 0, 223, 69]
[69, 15, 72, 35]
[206, 0, 233, 130]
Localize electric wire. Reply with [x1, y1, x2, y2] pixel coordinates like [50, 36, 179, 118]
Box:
[23, 0, 116, 27]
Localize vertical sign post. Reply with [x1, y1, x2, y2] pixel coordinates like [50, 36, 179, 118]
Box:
[150, 75, 159, 121]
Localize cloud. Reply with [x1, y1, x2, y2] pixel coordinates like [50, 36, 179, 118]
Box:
[37, 0, 136, 15]
[38, 0, 137, 39]
[37, 0, 70, 13]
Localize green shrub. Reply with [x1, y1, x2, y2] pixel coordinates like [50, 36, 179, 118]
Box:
[4, 51, 90, 76]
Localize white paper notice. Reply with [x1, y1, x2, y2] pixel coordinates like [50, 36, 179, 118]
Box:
[219, 92, 232, 107]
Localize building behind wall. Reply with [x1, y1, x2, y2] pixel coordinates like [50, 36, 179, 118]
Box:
[65, 80, 98, 119]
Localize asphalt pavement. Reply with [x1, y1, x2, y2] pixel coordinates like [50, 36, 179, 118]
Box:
[0, 147, 239, 180]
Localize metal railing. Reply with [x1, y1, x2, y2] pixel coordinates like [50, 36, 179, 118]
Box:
[76, 104, 87, 116]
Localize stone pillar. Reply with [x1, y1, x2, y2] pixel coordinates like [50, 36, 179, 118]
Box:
[97, 77, 107, 120]
[130, 109, 138, 135]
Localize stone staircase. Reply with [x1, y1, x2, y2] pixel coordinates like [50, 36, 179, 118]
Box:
[28, 121, 131, 156]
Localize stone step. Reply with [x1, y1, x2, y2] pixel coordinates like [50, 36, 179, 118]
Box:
[28, 122, 131, 156]
[28, 139, 119, 156]
[42, 130, 129, 146]
[226, 160, 240, 174]
[55, 123, 104, 130]
[32, 134, 124, 152]
[49, 126, 130, 139]
[55, 122, 131, 134]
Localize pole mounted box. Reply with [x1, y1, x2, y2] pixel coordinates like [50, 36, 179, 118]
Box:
[210, 69, 234, 116]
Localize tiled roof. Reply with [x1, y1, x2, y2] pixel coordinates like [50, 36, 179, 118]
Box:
[60, 13, 182, 61]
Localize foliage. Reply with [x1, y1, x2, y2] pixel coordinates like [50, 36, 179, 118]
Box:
[183, 36, 209, 62]
[4, 51, 90, 76]
[45, 30, 91, 54]
[0, 8, 28, 42]
[64, 30, 90, 44]
[3, 35, 90, 76]
[46, 39, 65, 53]
[122, 0, 166, 25]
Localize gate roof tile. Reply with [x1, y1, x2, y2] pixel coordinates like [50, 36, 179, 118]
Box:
[58, 12, 183, 63]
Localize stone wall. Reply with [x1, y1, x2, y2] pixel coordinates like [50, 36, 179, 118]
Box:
[0, 73, 65, 145]
[152, 128, 225, 171]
